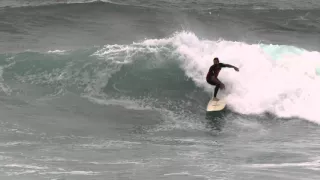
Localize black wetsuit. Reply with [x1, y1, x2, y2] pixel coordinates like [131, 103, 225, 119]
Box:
[206, 63, 227, 97]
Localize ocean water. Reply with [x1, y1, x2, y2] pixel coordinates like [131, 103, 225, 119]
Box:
[0, 0, 320, 179]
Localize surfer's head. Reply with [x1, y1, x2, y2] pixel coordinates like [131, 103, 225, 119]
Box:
[213, 57, 219, 64]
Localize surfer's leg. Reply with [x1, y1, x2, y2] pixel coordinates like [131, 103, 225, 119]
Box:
[206, 78, 215, 86]
[214, 84, 220, 98]
[207, 77, 220, 100]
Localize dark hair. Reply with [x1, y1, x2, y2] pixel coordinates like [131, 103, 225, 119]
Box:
[213, 57, 219, 61]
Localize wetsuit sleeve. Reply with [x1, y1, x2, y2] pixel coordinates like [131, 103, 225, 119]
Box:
[219, 63, 226, 67]
[220, 63, 234, 68]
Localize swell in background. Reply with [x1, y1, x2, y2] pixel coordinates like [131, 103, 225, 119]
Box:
[2, 0, 320, 53]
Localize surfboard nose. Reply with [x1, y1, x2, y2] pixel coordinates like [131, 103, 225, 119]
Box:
[206, 98, 226, 112]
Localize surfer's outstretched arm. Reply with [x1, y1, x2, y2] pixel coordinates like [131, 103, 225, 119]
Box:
[221, 63, 239, 71]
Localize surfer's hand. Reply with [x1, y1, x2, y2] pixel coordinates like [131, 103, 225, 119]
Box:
[234, 67, 239, 72]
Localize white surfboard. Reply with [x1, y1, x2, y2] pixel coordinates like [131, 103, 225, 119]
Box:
[206, 98, 226, 112]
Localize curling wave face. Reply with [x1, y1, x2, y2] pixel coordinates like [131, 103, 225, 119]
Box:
[0, 31, 320, 123]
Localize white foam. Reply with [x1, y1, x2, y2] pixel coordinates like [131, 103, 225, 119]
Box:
[245, 159, 320, 170]
[0, 141, 39, 147]
[0, 66, 12, 95]
[84, 95, 153, 111]
[6, 170, 37, 176]
[47, 50, 67, 55]
[39, 170, 100, 175]
[164, 171, 211, 179]
[75, 139, 141, 150]
[3, 164, 48, 170]
[164, 171, 190, 176]
[140, 31, 320, 123]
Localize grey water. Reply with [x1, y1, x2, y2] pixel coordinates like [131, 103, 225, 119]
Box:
[0, 0, 320, 179]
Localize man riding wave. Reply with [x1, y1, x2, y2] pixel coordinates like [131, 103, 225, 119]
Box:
[206, 57, 239, 100]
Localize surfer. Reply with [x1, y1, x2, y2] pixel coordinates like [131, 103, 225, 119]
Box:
[206, 57, 239, 100]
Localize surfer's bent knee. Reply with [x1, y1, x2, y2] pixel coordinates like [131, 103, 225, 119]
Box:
[206, 79, 216, 86]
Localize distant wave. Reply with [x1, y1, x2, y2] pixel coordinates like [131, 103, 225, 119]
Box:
[2, 0, 320, 10]
[0, 0, 111, 8]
